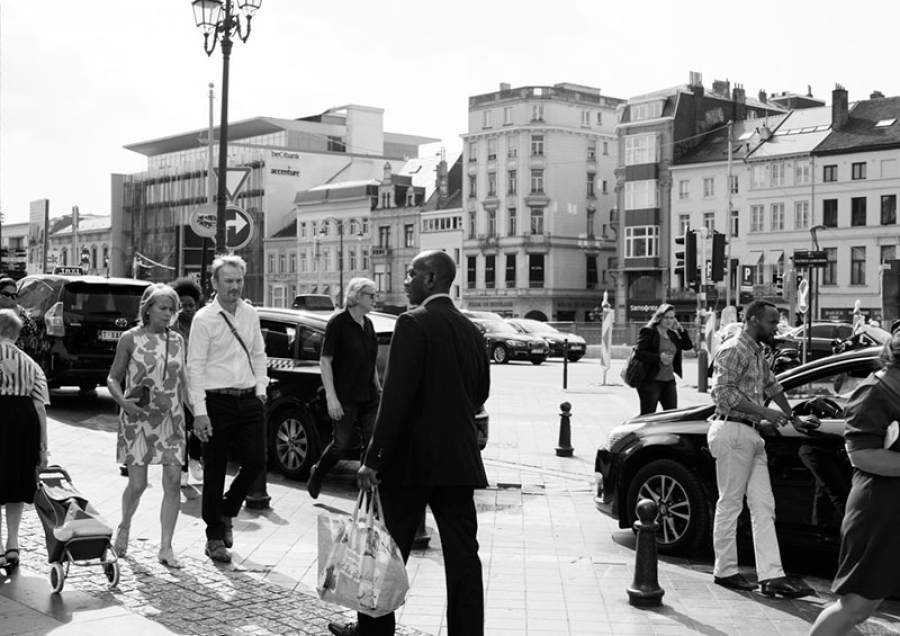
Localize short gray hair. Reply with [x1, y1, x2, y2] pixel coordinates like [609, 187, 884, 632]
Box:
[344, 277, 376, 307]
[211, 254, 247, 282]
[0, 308, 23, 340]
[139, 284, 180, 326]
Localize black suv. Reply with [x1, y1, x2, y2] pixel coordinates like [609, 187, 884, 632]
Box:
[259, 307, 488, 479]
[16, 274, 152, 390]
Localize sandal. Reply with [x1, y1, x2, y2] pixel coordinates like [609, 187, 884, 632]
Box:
[4, 549, 19, 571]
[157, 547, 182, 569]
[114, 527, 129, 557]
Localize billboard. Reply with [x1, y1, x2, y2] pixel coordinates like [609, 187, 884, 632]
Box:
[27, 199, 49, 274]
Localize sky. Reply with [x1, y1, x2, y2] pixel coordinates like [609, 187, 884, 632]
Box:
[2, 0, 898, 225]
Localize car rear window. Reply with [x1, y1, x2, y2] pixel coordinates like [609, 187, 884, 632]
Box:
[62, 282, 146, 321]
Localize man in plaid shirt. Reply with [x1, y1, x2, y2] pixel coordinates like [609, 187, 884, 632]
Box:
[709, 300, 814, 598]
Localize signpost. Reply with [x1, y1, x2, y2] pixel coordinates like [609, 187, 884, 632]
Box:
[792, 249, 827, 268]
[224, 205, 254, 251]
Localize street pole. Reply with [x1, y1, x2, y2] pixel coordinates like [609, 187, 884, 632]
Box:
[214, 2, 233, 257]
[725, 120, 733, 309]
[200, 82, 215, 293]
[338, 220, 344, 304]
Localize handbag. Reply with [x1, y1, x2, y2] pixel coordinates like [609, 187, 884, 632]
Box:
[317, 487, 409, 617]
[620, 347, 649, 388]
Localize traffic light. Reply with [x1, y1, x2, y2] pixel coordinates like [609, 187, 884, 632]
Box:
[775, 272, 785, 298]
[710, 232, 726, 282]
[674, 230, 698, 289]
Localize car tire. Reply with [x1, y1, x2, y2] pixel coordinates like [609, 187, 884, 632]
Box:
[625, 458, 710, 556]
[491, 344, 509, 364]
[567, 353, 584, 362]
[267, 405, 319, 480]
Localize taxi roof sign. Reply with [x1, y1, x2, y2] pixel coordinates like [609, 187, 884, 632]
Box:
[53, 266, 85, 275]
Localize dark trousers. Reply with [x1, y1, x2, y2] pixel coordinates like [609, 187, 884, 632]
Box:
[201, 392, 266, 540]
[357, 486, 484, 636]
[313, 398, 379, 480]
[637, 379, 678, 415]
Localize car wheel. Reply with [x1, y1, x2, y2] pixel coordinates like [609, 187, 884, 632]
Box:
[567, 353, 583, 362]
[491, 344, 509, 364]
[625, 459, 710, 556]
[267, 405, 319, 480]
[530, 355, 545, 365]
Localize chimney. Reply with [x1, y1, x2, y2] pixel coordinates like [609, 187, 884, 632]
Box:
[712, 79, 731, 99]
[688, 70, 702, 88]
[871, 90, 885, 99]
[383, 161, 392, 182]
[733, 84, 746, 104]
[832, 84, 849, 130]
[758, 89, 767, 104]
[499, 82, 511, 91]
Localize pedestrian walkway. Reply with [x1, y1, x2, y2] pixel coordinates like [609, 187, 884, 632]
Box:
[2, 359, 899, 635]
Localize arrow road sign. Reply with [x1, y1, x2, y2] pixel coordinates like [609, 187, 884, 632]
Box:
[224, 205, 254, 250]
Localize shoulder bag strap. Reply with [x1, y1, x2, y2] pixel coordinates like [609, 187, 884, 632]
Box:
[220, 311, 253, 366]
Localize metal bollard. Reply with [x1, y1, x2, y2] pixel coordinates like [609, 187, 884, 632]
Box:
[627, 498, 665, 607]
[697, 348, 709, 394]
[245, 469, 271, 510]
[555, 402, 574, 457]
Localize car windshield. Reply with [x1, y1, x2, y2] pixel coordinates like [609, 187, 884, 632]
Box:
[480, 319, 518, 334]
[62, 282, 146, 319]
[516, 319, 559, 334]
[782, 354, 880, 401]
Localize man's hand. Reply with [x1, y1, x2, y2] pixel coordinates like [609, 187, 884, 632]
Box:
[326, 395, 344, 421]
[193, 415, 213, 442]
[760, 406, 790, 428]
[357, 465, 380, 491]
[792, 414, 820, 434]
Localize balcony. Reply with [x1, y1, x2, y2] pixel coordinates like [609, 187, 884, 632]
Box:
[371, 246, 392, 257]
[477, 234, 499, 252]
[576, 235, 602, 255]
[523, 232, 550, 252]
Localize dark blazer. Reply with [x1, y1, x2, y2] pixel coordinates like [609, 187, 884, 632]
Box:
[634, 325, 694, 383]
[364, 296, 490, 488]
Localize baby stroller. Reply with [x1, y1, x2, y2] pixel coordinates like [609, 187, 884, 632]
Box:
[33, 465, 120, 593]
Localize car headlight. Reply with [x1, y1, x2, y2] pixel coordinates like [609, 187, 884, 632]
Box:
[506, 340, 527, 347]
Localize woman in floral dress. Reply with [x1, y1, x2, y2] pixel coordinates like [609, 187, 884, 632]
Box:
[106, 284, 188, 568]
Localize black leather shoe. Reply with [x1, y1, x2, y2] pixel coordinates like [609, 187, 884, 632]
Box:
[222, 516, 234, 549]
[307, 464, 322, 500]
[760, 576, 814, 598]
[714, 573, 757, 591]
[328, 622, 361, 636]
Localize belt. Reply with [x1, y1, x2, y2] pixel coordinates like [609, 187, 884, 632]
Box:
[207, 387, 255, 396]
[712, 415, 759, 428]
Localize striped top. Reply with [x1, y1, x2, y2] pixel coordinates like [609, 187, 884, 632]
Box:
[0, 340, 50, 404]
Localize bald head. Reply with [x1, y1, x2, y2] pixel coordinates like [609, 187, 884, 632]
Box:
[405, 250, 456, 305]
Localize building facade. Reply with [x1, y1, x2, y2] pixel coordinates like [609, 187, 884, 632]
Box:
[461, 83, 625, 321]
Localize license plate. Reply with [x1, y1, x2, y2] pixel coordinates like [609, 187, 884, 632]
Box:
[532, 346, 545, 352]
[98, 330, 123, 342]
[569, 344, 585, 350]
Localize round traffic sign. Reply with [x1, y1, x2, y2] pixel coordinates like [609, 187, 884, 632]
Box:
[189, 203, 217, 239]
[225, 205, 254, 250]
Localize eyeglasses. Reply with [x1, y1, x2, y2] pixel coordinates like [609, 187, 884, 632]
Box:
[360, 291, 378, 299]
[0, 291, 17, 300]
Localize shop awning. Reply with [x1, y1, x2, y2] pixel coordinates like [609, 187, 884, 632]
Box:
[746, 251, 764, 265]
[767, 250, 784, 265]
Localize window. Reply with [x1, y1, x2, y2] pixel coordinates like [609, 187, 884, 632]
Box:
[587, 172, 596, 197]
[750, 205, 764, 232]
[531, 104, 543, 121]
[823, 247, 837, 285]
[730, 175, 739, 194]
[503, 106, 512, 125]
[851, 197, 866, 226]
[850, 246, 866, 285]
[487, 210, 497, 236]
[277, 254, 285, 274]
[678, 180, 689, 200]
[882, 245, 896, 264]
[678, 214, 689, 236]
[468, 174, 477, 198]
[597, 112, 603, 125]
[795, 159, 811, 185]
[468, 211, 476, 239]
[630, 101, 663, 121]
[703, 177, 715, 198]
[327, 136, 346, 152]
[770, 203, 784, 231]
[624, 226, 659, 258]
[529, 254, 544, 288]
[624, 134, 659, 165]
[530, 169, 544, 194]
[770, 161, 786, 187]
[601, 180, 608, 194]
[483, 110, 492, 128]
[703, 212, 715, 232]
[361, 248, 369, 271]
[300, 249, 308, 272]
[289, 252, 297, 273]
[467, 256, 476, 289]
[404, 224, 415, 248]
[823, 164, 837, 182]
[348, 248, 357, 271]
[531, 134, 544, 156]
[507, 170, 517, 195]
[300, 222, 307, 239]
[823, 199, 838, 227]
[507, 136, 518, 158]
[730, 208, 739, 237]
[851, 162, 867, 180]
[882, 195, 897, 225]
[507, 208, 517, 236]
[267, 253, 275, 274]
[530, 207, 544, 234]
[794, 201, 809, 230]
[751, 164, 767, 189]
[487, 172, 497, 197]
[468, 141, 477, 161]
[582, 110, 591, 126]
[487, 138, 497, 161]
[505, 254, 516, 288]
[587, 208, 596, 237]
[586, 256, 598, 289]
[624, 180, 658, 209]
[485, 255, 495, 289]
[587, 140, 596, 161]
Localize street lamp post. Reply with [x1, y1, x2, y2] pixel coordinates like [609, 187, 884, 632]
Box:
[192, 0, 262, 257]
[319, 218, 363, 306]
[805, 224, 827, 363]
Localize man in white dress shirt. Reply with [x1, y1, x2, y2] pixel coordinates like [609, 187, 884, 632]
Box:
[187, 255, 268, 564]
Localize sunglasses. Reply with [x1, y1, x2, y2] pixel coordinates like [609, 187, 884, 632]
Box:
[0, 291, 17, 300]
[360, 291, 378, 298]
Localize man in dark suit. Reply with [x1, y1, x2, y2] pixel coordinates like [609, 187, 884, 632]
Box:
[328, 250, 491, 636]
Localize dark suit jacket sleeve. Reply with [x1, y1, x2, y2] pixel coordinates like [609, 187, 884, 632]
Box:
[634, 327, 660, 364]
[363, 312, 425, 472]
[674, 329, 694, 351]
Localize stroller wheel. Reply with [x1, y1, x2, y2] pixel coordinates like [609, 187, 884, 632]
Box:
[104, 562, 120, 587]
[50, 562, 65, 593]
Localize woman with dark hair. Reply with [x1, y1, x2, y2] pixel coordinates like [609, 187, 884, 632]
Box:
[170, 276, 204, 487]
[106, 283, 188, 568]
[633, 303, 694, 414]
[0, 277, 41, 360]
[0, 309, 49, 572]
[810, 331, 900, 634]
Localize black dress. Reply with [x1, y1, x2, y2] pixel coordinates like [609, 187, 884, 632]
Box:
[831, 371, 900, 600]
[0, 341, 49, 505]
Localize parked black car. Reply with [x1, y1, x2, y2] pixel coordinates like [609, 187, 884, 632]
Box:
[16, 274, 152, 390]
[469, 318, 550, 365]
[506, 318, 587, 362]
[259, 307, 489, 479]
[594, 346, 881, 557]
[774, 322, 854, 361]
